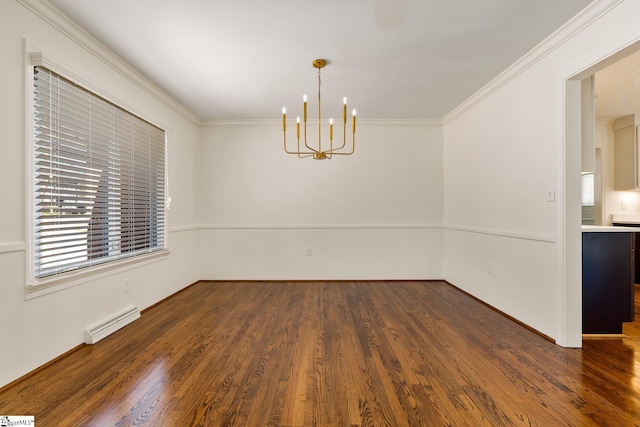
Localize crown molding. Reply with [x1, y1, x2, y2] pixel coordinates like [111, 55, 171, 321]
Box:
[201, 118, 442, 128]
[358, 119, 443, 127]
[596, 117, 614, 126]
[201, 119, 278, 127]
[442, 0, 625, 125]
[17, 0, 201, 125]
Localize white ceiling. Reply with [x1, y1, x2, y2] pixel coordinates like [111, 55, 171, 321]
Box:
[595, 50, 640, 121]
[48, 0, 593, 121]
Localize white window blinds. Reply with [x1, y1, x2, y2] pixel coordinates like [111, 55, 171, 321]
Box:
[581, 173, 595, 206]
[33, 66, 166, 279]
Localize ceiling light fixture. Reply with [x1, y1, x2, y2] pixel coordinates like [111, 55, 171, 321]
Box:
[282, 59, 356, 160]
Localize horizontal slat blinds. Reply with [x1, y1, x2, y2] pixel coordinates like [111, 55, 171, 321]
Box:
[33, 66, 165, 279]
[581, 172, 594, 206]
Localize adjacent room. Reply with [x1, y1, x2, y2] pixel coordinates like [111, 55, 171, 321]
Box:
[2, 0, 640, 425]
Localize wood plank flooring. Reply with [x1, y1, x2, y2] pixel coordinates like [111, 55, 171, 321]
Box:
[1, 280, 640, 426]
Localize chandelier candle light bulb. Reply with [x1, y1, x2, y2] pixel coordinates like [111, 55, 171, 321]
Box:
[303, 95, 308, 122]
[282, 107, 286, 132]
[281, 58, 357, 159]
[352, 109, 357, 133]
[329, 119, 333, 141]
[343, 97, 347, 123]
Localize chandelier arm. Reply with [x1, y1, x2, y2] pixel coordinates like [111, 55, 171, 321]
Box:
[283, 133, 296, 154]
[303, 120, 318, 153]
[302, 95, 317, 153]
[329, 132, 355, 155]
[284, 127, 317, 156]
[297, 129, 315, 158]
[303, 143, 318, 153]
[347, 132, 356, 155]
[329, 135, 347, 152]
[324, 120, 348, 153]
[284, 147, 316, 156]
[284, 134, 311, 155]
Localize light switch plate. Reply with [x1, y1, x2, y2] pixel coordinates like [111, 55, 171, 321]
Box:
[546, 186, 555, 202]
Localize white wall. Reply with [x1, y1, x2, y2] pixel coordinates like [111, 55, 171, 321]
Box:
[198, 122, 444, 279]
[597, 119, 640, 221]
[5, 0, 638, 389]
[0, 1, 201, 387]
[443, 0, 640, 346]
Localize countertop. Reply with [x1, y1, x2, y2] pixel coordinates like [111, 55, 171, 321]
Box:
[582, 225, 640, 232]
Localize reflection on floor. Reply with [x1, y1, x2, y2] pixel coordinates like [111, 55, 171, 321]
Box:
[622, 285, 640, 345]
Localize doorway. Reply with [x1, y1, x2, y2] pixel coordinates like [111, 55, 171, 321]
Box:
[567, 41, 640, 345]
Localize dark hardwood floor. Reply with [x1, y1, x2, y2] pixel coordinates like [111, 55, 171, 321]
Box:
[1, 280, 640, 426]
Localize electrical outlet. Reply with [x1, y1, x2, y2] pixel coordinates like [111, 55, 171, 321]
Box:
[124, 278, 131, 293]
[488, 261, 493, 274]
[306, 247, 312, 256]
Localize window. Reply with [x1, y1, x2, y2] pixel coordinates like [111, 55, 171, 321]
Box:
[581, 173, 594, 206]
[581, 172, 595, 225]
[33, 66, 166, 279]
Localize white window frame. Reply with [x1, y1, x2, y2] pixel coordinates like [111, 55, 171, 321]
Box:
[25, 45, 170, 298]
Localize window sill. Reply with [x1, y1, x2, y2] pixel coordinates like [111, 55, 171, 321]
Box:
[25, 249, 171, 300]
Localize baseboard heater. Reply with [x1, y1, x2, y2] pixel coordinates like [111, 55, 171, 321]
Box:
[84, 306, 141, 344]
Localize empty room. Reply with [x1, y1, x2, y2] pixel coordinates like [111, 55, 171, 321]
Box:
[1, 0, 640, 425]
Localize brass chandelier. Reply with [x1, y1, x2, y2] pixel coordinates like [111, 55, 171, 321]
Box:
[282, 59, 356, 160]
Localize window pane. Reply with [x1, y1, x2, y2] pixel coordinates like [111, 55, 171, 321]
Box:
[581, 173, 594, 206]
[33, 66, 165, 279]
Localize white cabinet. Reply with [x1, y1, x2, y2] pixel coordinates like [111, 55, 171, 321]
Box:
[614, 114, 640, 190]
